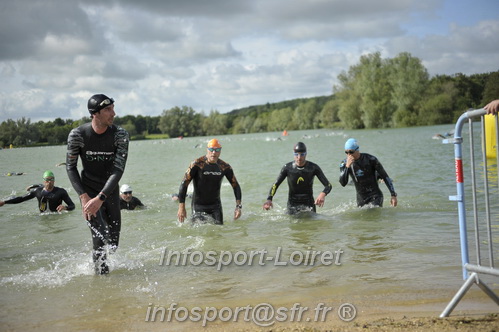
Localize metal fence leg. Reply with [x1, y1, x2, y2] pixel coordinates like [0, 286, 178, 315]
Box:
[440, 273, 477, 318]
[476, 280, 499, 306]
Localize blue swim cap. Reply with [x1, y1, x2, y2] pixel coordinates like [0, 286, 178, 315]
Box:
[344, 138, 359, 151]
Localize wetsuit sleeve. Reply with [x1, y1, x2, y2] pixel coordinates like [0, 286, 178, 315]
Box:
[61, 189, 76, 211]
[315, 165, 332, 195]
[66, 127, 86, 196]
[178, 162, 196, 204]
[135, 197, 145, 207]
[339, 160, 350, 187]
[3, 190, 36, 204]
[373, 158, 397, 197]
[100, 127, 129, 197]
[225, 167, 242, 201]
[267, 164, 288, 201]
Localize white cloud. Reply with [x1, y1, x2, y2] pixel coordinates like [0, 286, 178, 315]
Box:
[0, 0, 498, 122]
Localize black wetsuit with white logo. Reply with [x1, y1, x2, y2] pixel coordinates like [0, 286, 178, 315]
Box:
[178, 156, 242, 224]
[267, 161, 332, 214]
[4, 186, 75, 212]
[339, 153, 396, 207]
[66, 122, 129, 269]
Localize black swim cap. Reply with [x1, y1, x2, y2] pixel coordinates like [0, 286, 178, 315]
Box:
[88, 94, 114, 114]
[293, 142, 307, 153]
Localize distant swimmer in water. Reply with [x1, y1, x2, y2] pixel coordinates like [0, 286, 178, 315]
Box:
[4, 172, 25, 176]
[339, 138, 397, 207]
[263, 142, 332, 215]
[0, 170, 75, 212]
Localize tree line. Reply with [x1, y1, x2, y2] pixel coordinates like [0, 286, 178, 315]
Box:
[1, 52, 498, 148]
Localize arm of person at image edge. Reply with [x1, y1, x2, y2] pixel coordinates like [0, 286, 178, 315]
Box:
[313, 164, 332, 207]
[484, 99, 499, 115]
[66, 127, 129, 220]
[263, 164, 288, 210]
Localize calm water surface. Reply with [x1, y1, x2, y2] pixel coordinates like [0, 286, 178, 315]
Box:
[1, 125, 497, 330]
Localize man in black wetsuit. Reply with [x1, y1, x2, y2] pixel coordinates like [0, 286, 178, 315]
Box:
[119, 184, 144, 210]
[177, 138, 242, 225]
[339, 138, 397, 207]
[0, 170, 75, 212]
[263, 142, 332, 214]
[66, 94, 129, 275]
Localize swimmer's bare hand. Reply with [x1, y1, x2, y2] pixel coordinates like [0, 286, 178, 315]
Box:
[263, 200, 273, 210]
[485, 100, 499, 115]
[234, 206, 242, 220]
[345, 155, 355, 168]
[84, 197, 103, 220]
[177, 203, 187, 223]
[314, 192, 326, 207]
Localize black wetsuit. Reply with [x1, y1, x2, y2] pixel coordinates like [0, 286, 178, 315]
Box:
[66, 122, 129, 273]
[120, 196, 144, 210]
[3, 186, 75, 212]
[178, 156, 242, 224]
[339, 153, 396, 207]
[267, 161, 332, 214]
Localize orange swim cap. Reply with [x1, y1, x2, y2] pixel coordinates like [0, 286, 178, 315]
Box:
[207, 139, 222, 148]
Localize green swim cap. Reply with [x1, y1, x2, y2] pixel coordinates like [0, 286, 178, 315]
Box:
[43, 170, 55, 179]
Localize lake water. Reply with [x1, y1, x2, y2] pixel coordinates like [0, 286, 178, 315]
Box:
[1, 124, 498, 330]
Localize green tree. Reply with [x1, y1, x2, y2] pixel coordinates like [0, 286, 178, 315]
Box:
[267, 107, 293, 132]
[292, 99, 318, 130]
[481, 71, 499, 105]
[356, 52, 394, 128]
[335, 66, 364, 129]
[318, 98, 339, 128]
[121, 121, 137, 137]
[158, 106, 203, 137]
[388, 52, 429, 127]
[202, 110, 229, 136]
[418, 77, 458, 125]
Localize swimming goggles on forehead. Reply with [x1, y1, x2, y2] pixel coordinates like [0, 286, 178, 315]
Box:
[99, 98, 114, 107]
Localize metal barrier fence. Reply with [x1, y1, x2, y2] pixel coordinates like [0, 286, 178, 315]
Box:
[441, 108, 499, 317]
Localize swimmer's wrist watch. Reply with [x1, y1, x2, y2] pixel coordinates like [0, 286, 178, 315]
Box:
[236, 204, 242, 209]
[98, 192, 107, 202]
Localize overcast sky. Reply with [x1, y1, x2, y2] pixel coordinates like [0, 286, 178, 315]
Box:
[0, 0, 498, 123]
